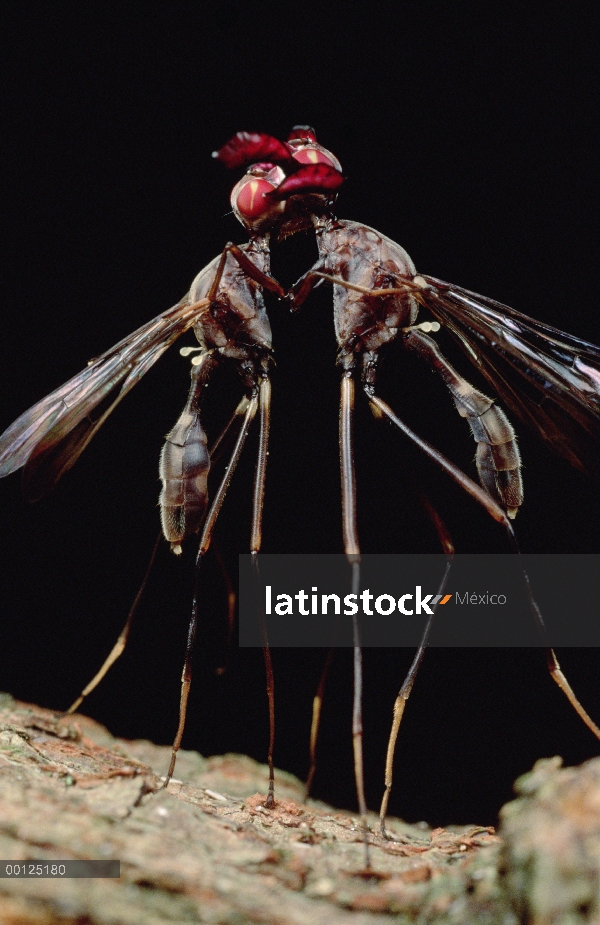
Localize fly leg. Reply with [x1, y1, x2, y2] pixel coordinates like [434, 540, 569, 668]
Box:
[288, 267, 430, 813]
[402, 328, 523, 518]
[212, 543, 237, 676]
[288, 263, 328, 310]
[249, 373, 277, 807]
[65, 532, 162, 715]
[398, 331, 600, 739]
[194, 394, 251, 674]
[547, 651, 600, 739]
[362, 349, 513, 525]
[304, 360, 370, 802]
[504, 523, 600, 742]
[364, 356, 600, 751]
[205, 394, 255, 675]
[206, 394, 251, 464]
[208, 242, 286, 301]
[163, 382, 260, 788]
[289, 268, 425, 311]
[379, 497, 454, 837]
[65, 357, 244, 715]
[304, 645, 336, 800]
[340, 367, 371, 868]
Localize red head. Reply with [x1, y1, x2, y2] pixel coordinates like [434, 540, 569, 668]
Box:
[214, 127, 344, 236]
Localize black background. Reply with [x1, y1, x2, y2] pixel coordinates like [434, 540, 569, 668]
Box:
[1, 2, 600, 828]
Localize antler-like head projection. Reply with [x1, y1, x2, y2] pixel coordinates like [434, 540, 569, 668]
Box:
[214, 126, 344, 237]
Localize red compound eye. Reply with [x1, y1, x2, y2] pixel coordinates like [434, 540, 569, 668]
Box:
[234, 177, 275, 220]
[292, 148, 336, 167]
[290, 144, 342, 173]
[230, 167, 285, 229]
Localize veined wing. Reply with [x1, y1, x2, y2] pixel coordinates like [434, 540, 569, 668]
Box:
[0, 296, 210, 496]
[420, 276, 600, 475]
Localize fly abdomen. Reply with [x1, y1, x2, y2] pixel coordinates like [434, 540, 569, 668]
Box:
[404, 328, 523, 517]
[159, 353, 216, 551]
[456, 395, 523, 518]
[159, 412, 210, 549]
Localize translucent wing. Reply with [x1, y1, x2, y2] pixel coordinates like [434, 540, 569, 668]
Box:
[0, 296, 210, 497]
[420, 276, 600, 475]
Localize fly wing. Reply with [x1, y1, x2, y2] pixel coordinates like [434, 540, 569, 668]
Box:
[420, 276, 600, 475]
[0, 296, 210, 495]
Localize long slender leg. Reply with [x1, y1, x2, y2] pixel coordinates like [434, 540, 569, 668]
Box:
[379, 498, 454, 837]
[340, 372, 371, 868]
[367, 390, 509, 526]
[203, 393, 253, 672]
[250, 378, 271, 554]
[303, 498, 450, 805]
[65, 532, 162, 715]
[249, 378, 277, 807]
[314, 357, 433, 774]
[252, 552, 276, 808]
[290, 268, 428, 311]
[199, 393, 252, 674]
[340, 376, 360, 557]
[403, 329, 522, 517]
[67, 383, 249, 712]
[163, 394, 259, 787]
[208, 396, 250, 464]
[303, 358, 377, 801]
[209, 243, 286, 301]
[369, 383, 600, 746]
[504, 523, 600, 741]
[212, 542, 237, 676]
[546, 648, 600, 739]
[206, 400, 252, 672]
[304, 645, 335, 800]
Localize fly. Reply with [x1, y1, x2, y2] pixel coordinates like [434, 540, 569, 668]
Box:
[0, 155, 290, 797]
[217, 127, 600, 851]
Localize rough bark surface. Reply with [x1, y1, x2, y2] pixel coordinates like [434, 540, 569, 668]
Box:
[0, 695, 598, 924]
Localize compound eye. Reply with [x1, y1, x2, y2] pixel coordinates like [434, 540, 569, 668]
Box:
[233, 177, 274, 220]
[291, 145, 342, 172]
[230, 172, 284, 228]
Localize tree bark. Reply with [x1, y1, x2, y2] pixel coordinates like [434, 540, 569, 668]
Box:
[0, 695, 598, 924]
